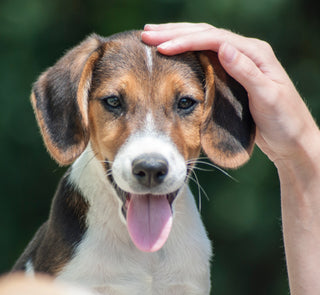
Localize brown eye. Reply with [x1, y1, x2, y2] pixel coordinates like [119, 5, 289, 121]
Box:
[103, 96, 121, 108]
[177, 96, 198, 115]
[101, 95, 124, 116]
[178, 97, 196, 109]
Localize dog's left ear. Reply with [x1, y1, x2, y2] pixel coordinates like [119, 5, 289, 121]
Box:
[31, 34, 103, 165]
[198, 51, 256, 169]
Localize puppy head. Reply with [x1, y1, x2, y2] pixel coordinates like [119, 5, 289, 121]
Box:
[31, 31, 255, 252]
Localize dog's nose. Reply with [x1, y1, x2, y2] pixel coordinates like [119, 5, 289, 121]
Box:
[132, 153, 169, 187]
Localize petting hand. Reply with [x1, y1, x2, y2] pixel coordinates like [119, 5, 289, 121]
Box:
[142, 22, 320, 166]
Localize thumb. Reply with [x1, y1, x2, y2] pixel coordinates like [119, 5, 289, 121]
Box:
[218, 42, 267, 93]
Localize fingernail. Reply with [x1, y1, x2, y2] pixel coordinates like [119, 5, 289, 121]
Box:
[141, 31, 155, 40]
[144, 24, 158, 30]
[157, 41, 172, 51]
[220, 43, 237, 63]
[141, 31, 149, 38]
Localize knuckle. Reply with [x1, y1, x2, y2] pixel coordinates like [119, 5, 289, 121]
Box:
[245, 68, 260, 81]
[242, 61, 260, 79]
[253, 39, 274, 55]
[260, 40, 273, 54]
[218, 28, 232, 36]
[198, 22, 213, 29]
[264, 86, 283, 107]
[274, 86, 286, 100]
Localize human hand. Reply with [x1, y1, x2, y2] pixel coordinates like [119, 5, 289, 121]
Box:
[142, 23, 320, 166]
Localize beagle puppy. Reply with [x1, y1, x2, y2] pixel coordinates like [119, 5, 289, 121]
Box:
[13, 31, 255, 294]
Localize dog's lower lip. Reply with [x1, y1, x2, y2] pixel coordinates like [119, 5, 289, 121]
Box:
[121, 191, 179, 218]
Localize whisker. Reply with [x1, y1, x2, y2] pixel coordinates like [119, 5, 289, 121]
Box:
[105, 169, 113, 177]
[190, 171, 209, 201]
[187, 159, 238, 183]
[101, 159, 114, 165]
[69, 148, 115, 182]
[192, 166, 215, 172]
[186, 156, 211, 163]
[101, 160, 114, 178]
[186, 174, 202, 212]
[193, 172, 203, 212]
[186, 168, 210, 213]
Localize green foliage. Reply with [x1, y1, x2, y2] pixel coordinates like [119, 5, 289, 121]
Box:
[0, 0, 319, 294]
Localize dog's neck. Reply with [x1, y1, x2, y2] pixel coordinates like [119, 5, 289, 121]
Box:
[68, 144, 129, 239]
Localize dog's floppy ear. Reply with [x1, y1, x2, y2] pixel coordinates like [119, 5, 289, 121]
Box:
[198, 51, 256, 169]
[31, 34, 103, 165]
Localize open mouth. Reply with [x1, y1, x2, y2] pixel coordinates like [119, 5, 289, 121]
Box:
[104, 161, 187, 253]
[121, 190, 178, 217]
[117, 188, 179, 252]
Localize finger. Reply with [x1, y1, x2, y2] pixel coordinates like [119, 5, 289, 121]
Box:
[218, 42, 269, 93]
[150, 29, 222, 55]
[141, 26, 214, 47]
[143, 24, 248, 55]
[142, 22, 215, 49]
[143, 27, 243, 55]
[144, 22, 212, 32]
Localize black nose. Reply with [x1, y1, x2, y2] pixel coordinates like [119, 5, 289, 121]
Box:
[132, 153, 169, 188]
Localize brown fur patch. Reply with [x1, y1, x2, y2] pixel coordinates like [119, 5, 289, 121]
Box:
[77, 50, 102, 128]
[88, 39, 206, 165]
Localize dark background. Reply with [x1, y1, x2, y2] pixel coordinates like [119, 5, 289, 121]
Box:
[1, 0, 319, 294]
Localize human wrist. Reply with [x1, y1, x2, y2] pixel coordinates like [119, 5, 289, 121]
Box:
[274, 127, 320, 186]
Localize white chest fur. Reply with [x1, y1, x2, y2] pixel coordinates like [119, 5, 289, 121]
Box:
[56, 146, 212, 295]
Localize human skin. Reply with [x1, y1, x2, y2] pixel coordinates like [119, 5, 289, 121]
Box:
[142, 22, 320, 295]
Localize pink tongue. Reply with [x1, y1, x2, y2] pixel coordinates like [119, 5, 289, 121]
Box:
[127, 194, 173, 252]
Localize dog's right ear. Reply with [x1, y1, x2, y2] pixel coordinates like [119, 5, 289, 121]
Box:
[31, 34, 103, 165]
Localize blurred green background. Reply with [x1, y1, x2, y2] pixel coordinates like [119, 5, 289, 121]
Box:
[1, 0, 319, 294]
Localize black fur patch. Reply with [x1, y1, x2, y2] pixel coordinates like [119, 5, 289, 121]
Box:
[12, 171, 88, 275]
[212, 74, 255, 155]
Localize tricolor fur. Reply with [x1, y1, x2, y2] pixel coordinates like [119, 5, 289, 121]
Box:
[13, 31, 255, 294]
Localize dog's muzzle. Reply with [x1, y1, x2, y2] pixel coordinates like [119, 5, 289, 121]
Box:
[108, 153, 181, 253]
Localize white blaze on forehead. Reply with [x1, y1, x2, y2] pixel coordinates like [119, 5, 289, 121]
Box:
[145, 45, 153, 73]
[144, 112, 157, 134]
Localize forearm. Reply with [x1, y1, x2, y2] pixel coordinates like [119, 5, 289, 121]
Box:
[276, 129, 320, 295]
